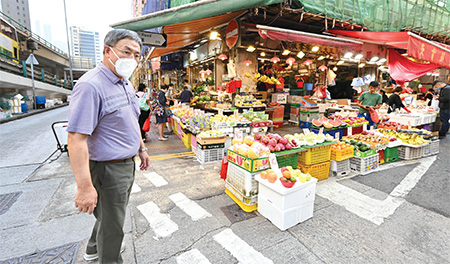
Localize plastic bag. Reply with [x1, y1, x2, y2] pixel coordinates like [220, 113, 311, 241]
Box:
[369, 108, 380, 123]
[431, 98, 439, 111]
[138, 94, 150, 111]
[143, 117, 150, 132]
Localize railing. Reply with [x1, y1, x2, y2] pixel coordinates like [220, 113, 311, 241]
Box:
[0, 51, 72, 90]
[0, 10, 68, 58]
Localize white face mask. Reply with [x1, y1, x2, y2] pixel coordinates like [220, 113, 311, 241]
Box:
[108, 47, 138, 79]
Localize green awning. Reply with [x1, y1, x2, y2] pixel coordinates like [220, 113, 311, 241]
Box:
[296, 0, 450, 36]
[111, 0, 283, 31]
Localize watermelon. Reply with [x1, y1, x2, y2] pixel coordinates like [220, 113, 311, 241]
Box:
[328, 119, 341, 128]
[319, 117, 329, 123]
[323, 122, 334, 129]
[312, 119, 323, 127]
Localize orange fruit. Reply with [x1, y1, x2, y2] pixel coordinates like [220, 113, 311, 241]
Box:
[267, 172, 277, 183]
[260, 171, 268, 179]
[282, 170, 291, 179]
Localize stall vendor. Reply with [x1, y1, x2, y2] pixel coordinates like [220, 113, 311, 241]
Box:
[356, 81, 382, 127]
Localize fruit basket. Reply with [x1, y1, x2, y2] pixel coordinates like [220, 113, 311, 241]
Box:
[298, 143, 333, 165]
[350, 154, 379, 175]
[331, 144, 354, 161]
[298, 161, 331, 181]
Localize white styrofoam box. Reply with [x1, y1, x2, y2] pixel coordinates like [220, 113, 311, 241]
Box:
[258, 196, 314, 231]
[271, 93, 289, 104]
[255, 175, 317, 211]
[288, 95, 302, 104]
[12, 106, 21, 113]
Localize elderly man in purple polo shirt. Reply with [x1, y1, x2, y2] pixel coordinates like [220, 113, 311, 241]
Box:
[67, 29, 150, 263]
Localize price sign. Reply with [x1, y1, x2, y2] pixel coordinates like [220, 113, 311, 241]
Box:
[319, 127, 324, 134]
[268, 153, 279, 172]
[348, 126, 353, 135]
[234, 131, 243, 141]
[363, 124, 367, 131]
[218, 109, 224, 116]
[302, 128, 310, 134]
[234, 109, 239, 115]
[335, 132, 340, 140]
[370, 126, 374, 131]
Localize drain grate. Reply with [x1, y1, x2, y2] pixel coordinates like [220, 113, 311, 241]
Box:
[0, 243, 79, 264]
[0, 191, 22, 216]
[220, 204, 257, 224]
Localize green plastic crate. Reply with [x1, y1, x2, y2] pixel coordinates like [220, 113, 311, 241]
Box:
[383, 147, 399, 163]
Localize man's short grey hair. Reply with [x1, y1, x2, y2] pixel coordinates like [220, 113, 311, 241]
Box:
[104, 29, 142, 48]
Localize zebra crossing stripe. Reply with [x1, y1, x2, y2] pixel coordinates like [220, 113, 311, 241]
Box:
[144, 172, 168, 187]
[176, 249, 211, 264]
[137, 201, 178, 238]
[169, 193, 212, 221]
[213, 229, 274, 264]
[131, 182, 141, 193]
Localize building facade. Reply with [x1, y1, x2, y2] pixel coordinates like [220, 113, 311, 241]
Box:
[70, 26, 101, 67]
[0, 0, 31, 29]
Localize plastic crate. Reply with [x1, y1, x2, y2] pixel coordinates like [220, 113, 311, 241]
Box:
[398, 145, 424, 160]
[330, 145, 354, 161]
[196, 148, 225, 164]
[311, 128, 344, 140]
[422, 140, 439, 157]
[273, 121, 283, 129]
[350, 155, 379, 175]
[197, 143, 225, 150]
[182, 132, 191, 149]
[276, 152, 300, 169]
[289, 114, 299, 123]
[330, 159, 351, 177]
[298, 161, 331, 181]
[298, 144, 333, 165]
[383, 147, 399, 163]
[378, 150, 385, 165]
[299, 111, 320, 123]
[226, 163, 258, 197]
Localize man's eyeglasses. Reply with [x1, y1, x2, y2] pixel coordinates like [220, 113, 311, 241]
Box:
[111, 47, 141, 61]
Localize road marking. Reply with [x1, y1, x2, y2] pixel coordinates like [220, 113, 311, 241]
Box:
[137, 201, 178, 239]
[176, 249, 211, 264]
[213, 229, 274, 264]
[131, 182, 141, 193]
[317, 156, 437, 226]
[169, 192, 212, 221]
[149, 152, 195, 161]
[144, 172, 168, 187]
[390, 156, 437, 197]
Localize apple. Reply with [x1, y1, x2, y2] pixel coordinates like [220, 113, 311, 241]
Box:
[268, 139, 277, 146]
[261, 136, 270, 144]
[281, 167, 288, 173]
[280, 137, 289, 145]
[254, 133, 262, 140]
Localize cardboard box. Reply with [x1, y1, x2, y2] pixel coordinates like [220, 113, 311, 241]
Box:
[288, 95, 302, 104]
[271, 93, 289, 104]
[227, 149, 270, 173]
[337, 99, 350, 105]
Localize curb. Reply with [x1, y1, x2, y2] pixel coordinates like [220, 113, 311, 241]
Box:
[0, 103, 69, 124]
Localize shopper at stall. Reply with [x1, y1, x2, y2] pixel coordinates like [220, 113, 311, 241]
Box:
[136, 83, 150, 142]
[67, 29, 150, 264]
[180, 85, 194, 105]
[424, 88, 435, 106]
[156, 85, 169, 141]
[184, 79, 192, 91]
[380, 89, 389, 104]
[356, 81, 382, 126]
[432, 80, 450, 139]
[388, 86, 411, 113]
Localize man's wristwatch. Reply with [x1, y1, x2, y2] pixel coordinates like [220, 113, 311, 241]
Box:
[138, 147, 148, 153]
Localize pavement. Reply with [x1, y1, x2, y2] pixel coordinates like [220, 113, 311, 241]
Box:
[1, 109, 450, 264]
[0, 103, 69, 124]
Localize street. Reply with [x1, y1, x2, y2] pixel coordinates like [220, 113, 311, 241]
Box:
[0, 107, 450, 264]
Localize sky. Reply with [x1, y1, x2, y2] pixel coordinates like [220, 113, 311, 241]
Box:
[28, 0, 134, 53]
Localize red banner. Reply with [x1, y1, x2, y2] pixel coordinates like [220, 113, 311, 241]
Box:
[388, 49, 440, 85]
[408, 36, 450, 68]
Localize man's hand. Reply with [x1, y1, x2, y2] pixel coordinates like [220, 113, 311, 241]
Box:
[75, 185, 97, 214]
[139, 151, 150, 171]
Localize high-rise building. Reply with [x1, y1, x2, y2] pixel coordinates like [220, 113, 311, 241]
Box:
[70, 26, 101, 66]
[43, 24, 52, 43]
[0, 0, 31, 29]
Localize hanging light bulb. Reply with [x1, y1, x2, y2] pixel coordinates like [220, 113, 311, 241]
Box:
[270, 56, 280, 63]
[317, 56, 325, 60]
[210, 31, 219, 40]
[344, 52, 353, 59]
[337, 60, 344, 65]
[303, 59, 313, 65]
[358, 63, 365, 68]
[354, 54, 363, 60]
[378, 58, 387, 63]
[244, 59, 252, 66]
[311, 46, 320, 52]
[297, 51, 305, 59]
[246, 46, 256, 52]
[286, 57, 296, 65]
[333, 66, 338, 71]
[370, 56, 379, 62]
[218, 54, 228, 60]
[205, 69, 212, 75]
[319, 65, 328, 71]
[282, 49, 291, 56]
[260, 52, 266, 57]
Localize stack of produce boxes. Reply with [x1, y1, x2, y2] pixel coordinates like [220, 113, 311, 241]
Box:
[298, 97, 319, 129]
[297, 142, 334, 181]
[342, 133, 383, 175]
[196, 131, 226, 165]
[329, 141, 354, 177]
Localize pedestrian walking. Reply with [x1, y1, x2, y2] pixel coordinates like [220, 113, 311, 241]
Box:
[156, 85, 169, 140]
[356, 81, 382, 127]
[67, 29, 150, 264]
[432, 80, 450, 139]
[136, 83, 150, 142]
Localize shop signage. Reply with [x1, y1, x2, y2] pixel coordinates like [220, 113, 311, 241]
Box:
[138, 32, 167, 47]
[408, 36, 449, 68]
[226, 20, 239, 48]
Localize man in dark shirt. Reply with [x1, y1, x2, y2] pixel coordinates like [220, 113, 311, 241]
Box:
[432, 80, 450, 139]
[180, 86, 193, 104]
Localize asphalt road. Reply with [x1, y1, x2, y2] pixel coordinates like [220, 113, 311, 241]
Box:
[1, 108, 449, 263]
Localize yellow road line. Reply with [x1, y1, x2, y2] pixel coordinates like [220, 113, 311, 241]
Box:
[149, 152, 195, 161]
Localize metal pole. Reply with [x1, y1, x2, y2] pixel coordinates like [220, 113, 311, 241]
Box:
[63, 0, 74, 88]
[31, 52, 36, 109]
